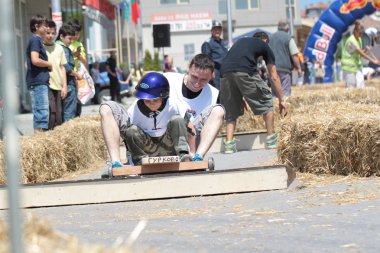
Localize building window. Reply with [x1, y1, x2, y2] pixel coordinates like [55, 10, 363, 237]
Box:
[236, 0, 259, 10]
[184, 44, 195, 61]
[160, 0, 189, 4]
[219, 0, 227, 14]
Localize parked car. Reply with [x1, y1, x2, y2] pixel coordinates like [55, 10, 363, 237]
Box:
[88, 61, 130, 104]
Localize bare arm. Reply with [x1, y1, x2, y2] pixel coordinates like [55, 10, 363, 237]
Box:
[267, 63, 289, 117]
[119, 72, 132, 84]
[31, 51, 52, 70]
[356, 47, 380, 65]
[60, 65, 67, 99]
[292, 54, 302, 76]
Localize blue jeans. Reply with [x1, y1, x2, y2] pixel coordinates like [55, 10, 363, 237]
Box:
[29, 84, 49, 129]
[63, 85, 77, 122]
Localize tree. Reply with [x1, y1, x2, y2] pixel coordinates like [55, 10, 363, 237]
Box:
[143, 50, 153, 70]
[152, 51, 161, 71]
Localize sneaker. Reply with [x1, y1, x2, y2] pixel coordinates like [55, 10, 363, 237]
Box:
[266, 132, 278, 149]
[179, 153, 192, 162]
[224, 139, 237, 154]
[192, 153, 203, 161]
[101, 161, 123, 179]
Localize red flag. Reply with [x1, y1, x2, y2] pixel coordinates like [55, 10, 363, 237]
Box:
[131, 0, 140, 24]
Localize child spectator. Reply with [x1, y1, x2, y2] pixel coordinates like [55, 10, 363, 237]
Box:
[67, 19, 87, 116]
[44, 20, 67, 129]
[56, 24, 83, 122]
[25, 15, 52, 134]
[315, 61, 325, 84]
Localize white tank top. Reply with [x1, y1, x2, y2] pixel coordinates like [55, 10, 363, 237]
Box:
[164, 72, 219, 123]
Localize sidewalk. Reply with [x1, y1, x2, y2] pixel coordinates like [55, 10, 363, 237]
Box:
[15, 98, 136, 136]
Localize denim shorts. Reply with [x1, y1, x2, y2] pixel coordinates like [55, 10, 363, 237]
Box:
[29, 84, 49, 129]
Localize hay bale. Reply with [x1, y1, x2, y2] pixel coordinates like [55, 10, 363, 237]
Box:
[0, 116, 108, 184]
[278, 101, 380, 176]
[0, 214, 132, 252]
[289, 84, 380, 108]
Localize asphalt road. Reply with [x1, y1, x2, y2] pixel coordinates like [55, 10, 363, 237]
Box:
[1, 149, 380, 252]
[5, 99, 380, 252]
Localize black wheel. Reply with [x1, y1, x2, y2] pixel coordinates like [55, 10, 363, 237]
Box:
[208, 157, 215, 171]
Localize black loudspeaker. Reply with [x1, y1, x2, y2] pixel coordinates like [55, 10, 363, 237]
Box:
[153, 24, 171, 48]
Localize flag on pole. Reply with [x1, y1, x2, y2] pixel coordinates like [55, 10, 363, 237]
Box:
[131, 0, 140, 25]
[124, 0, 131, 21]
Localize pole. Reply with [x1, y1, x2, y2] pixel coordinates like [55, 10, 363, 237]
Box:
[0, 1, 23, 253]
[127, 22, 131, 68]
[287, 0, 294, 37]
[51, 0, 62, 34]
[117, 5, 123, 64]
[227, 0, 233, 48]
[114, 6, 120, 65]
[134, 26, 139, 64]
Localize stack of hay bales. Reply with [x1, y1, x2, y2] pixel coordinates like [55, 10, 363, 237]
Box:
[278, 82, 380, 176]
[0, 116, 107, 184]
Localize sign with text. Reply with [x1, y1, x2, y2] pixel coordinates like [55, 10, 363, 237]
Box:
[151, 11, 212, 32]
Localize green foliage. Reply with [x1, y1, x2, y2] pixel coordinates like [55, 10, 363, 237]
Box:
[143, 50, 162, 71]
[152, 52, 161, 71]
[143, 50, 153, 70]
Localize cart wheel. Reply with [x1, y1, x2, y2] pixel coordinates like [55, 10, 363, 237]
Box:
[101, 165, 113, 179]
[208, 157, 215, 171]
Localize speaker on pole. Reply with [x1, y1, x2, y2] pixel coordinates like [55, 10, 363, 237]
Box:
[153, 24, 171, 48]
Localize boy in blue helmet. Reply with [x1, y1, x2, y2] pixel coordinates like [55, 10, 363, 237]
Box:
[99, 72, 194, 175]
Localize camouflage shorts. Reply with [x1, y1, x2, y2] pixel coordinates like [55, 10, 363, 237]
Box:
[192, 104, 223, 136]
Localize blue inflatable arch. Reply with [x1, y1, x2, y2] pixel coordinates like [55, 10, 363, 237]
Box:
[303, 0, 380, 82]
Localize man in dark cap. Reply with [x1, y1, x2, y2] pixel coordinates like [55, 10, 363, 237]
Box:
[201, 20, 228, 89]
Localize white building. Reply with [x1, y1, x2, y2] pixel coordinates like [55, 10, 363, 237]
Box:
[136, 0, 302, 70]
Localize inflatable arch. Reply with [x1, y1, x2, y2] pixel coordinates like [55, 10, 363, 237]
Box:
[303, 0, 380, 82]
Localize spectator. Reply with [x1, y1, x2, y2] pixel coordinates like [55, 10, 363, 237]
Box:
[67, 19, 87, 116]
[56, 25, 83, 122]
[163, 54, 175, 72]
[315, 61, 325, 84]
[106, 51, 120, 102]
[43, 20, 67, 129]
[303, 56, 311, 84]
[130, 63, 144, 89]
[25, 15, 52, 134]
[201, 20, 228, 90]
[90, 61, 103, 100]
[342, 21, 380, 88]
[269, 19, 302, 97]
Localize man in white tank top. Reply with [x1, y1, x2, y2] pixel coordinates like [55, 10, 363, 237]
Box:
[164, 54, 225, 161]
[99, 72, 194, 173]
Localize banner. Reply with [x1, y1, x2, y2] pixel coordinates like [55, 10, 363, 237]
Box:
[304, 0, 380, 82]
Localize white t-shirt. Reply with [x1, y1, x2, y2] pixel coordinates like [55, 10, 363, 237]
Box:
[127, 97, 186, 137]
[163, 72, 219, 124]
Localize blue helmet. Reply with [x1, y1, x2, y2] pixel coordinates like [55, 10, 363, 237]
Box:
[135, 72, 170, 99]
